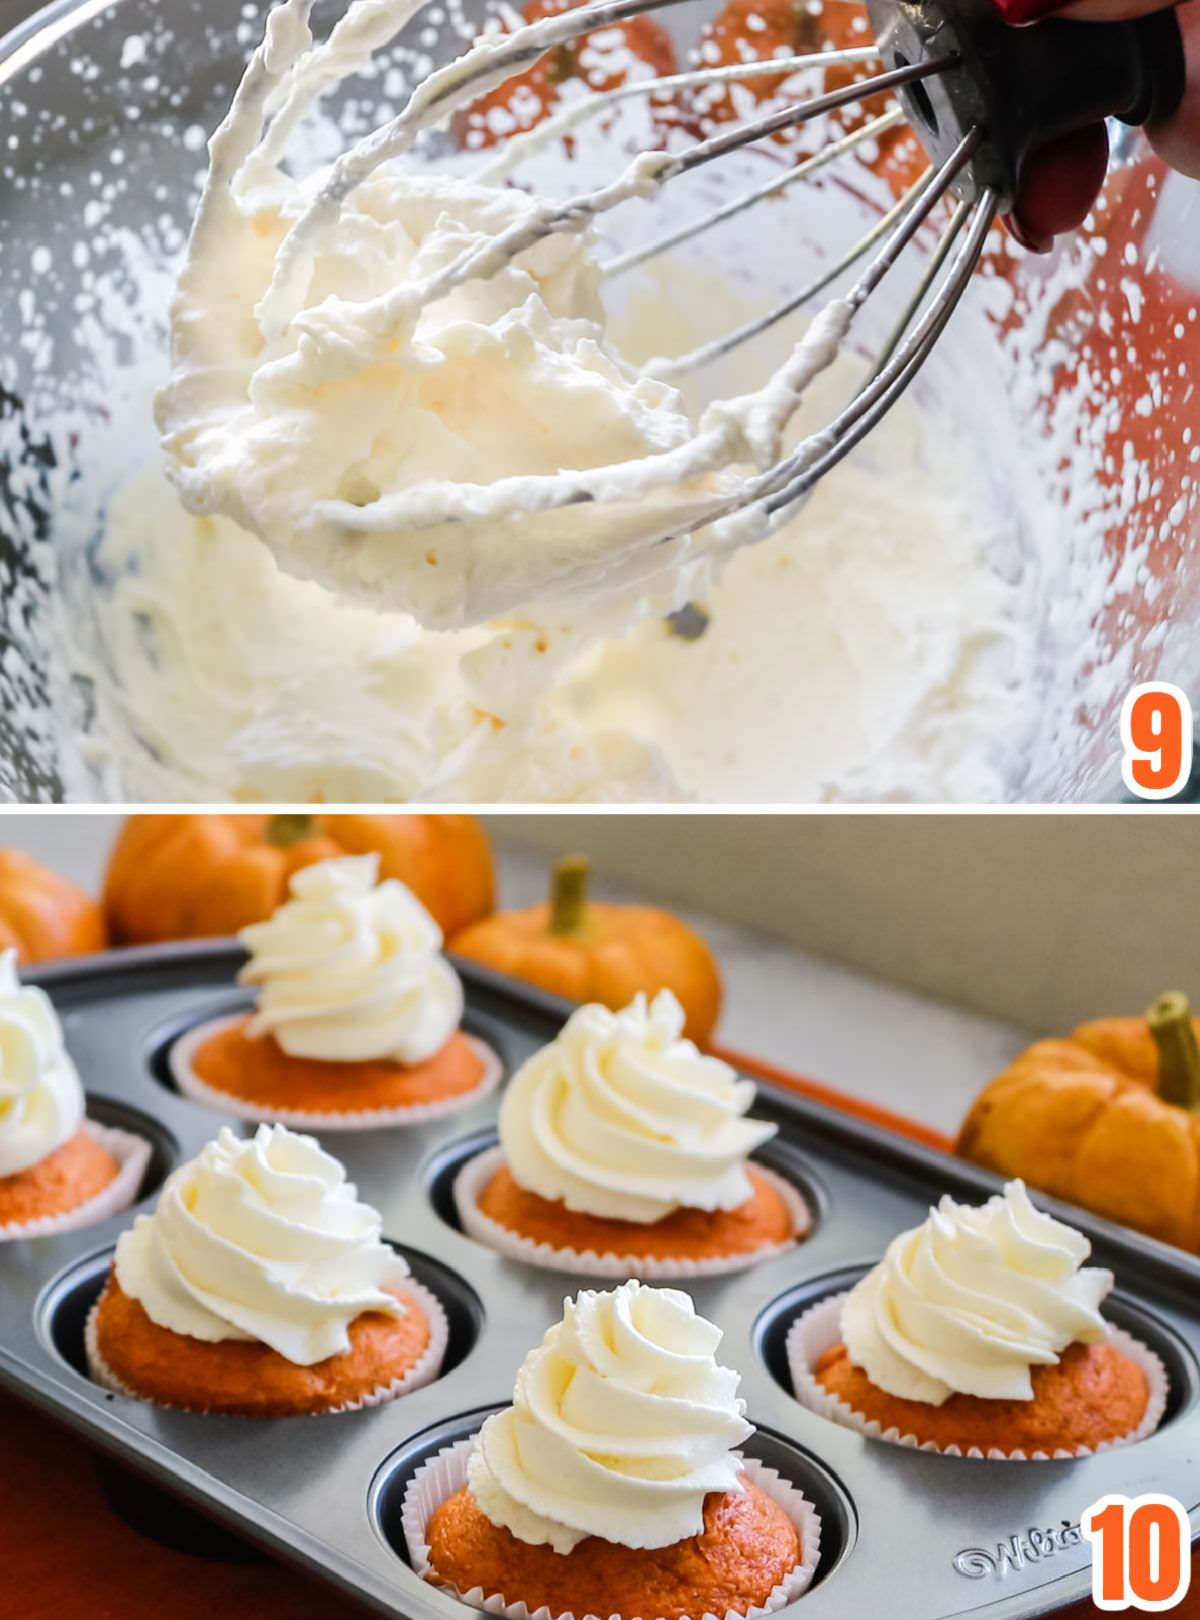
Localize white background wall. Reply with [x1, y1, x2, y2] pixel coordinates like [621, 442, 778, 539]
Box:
[485, 812, 1200, 1033]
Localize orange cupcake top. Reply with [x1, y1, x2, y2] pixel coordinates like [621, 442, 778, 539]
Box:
[0, 1128, 119, 1225]
[477, 1162, 793, 1260]
[93, 1274, 433, 1417]
[427, 1475, 799, 1620]
[815, 1338, 1149, 1454]
[189, 1016, 485, 1112]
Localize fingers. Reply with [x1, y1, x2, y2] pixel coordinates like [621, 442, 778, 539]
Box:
[1146, 0, 1200, 176]
[992, 0, 1174, 22]
[1061, 0, 1184, 20]
[1005, 122, 1111, 250]
[995, 0, 1200, 241]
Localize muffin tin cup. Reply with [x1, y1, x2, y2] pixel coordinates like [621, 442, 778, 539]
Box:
[453, 1145, 811, 1279]
[82, 1275, 451, 1416]
[0, 1122, 152, 1243]
[169, 1015, 504, 1131]
[399, 1436, 823, 1620]
[785, 1290, 1170, 1460]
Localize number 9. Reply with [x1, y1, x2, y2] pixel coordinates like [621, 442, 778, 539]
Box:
[1121, 684, 1193, 801]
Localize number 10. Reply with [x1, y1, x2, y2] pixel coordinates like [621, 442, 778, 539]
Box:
[1083, 1494, 1191, 1611]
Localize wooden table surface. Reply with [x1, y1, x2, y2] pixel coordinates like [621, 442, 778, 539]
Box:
[2, 1054, 1195, 1620]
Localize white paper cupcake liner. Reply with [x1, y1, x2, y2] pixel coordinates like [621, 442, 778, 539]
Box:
[169, 1013, 503, 1131]
[401, 1434, 822, 1620]
[0, 1121, 153, 1243]
[83, 1274, 449, 1416]
[785, 1290, 1169, 1460]
[454, 1146, 810, 1279]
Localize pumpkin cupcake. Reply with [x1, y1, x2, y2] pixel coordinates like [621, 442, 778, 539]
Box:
[0, 949, 149, 1240]
[170, 854, 501, 1128]
[86, 1122, 447, 1416]
[404, 1279, 821, 1620]
[787, 1179, 1167, 1459]
[456, 989, 807, 1277]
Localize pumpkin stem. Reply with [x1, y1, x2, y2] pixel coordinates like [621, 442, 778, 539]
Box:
[549, 856, 590, 936]
[1146, 991, 1200, 1110]
[265, 813, 317, 848]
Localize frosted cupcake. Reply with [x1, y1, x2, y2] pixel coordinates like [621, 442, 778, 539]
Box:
[87, 1123, 447, 1416]
[455, 990, 807, 1276]
[0, 950, 149, 1239]
[404, 1279, 821, 1620]
[170, 854, 501, 1127]
[788, 1180, 1167, 1459]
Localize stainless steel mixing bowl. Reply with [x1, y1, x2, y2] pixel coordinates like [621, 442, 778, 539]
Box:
[1, 0, 1198, 801]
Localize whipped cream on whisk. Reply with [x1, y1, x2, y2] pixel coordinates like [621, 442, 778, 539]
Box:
[155, 0, 854, 629]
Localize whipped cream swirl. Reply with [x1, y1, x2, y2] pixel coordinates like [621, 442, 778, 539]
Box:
[841, 1179, 1113, 1405]
[468, 1280, 750, 1551]
[499, 990, 774, 1223]
[239, 853, 462, 1064]
[155, 0, 860, 632]
[115, 1123, 411, 1364]
[0, 949, 85, 1179]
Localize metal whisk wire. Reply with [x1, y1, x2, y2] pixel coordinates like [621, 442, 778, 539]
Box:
[599, 107, 908, 281]
[656, 130, 997, 544]
[432, 0, 985, 537]
[474, 45, 887, 182]
[461, 8, 977, 415]
[437, 0, 993, 540]
[762, 189, 998, 517]
[241, 0, 998, 566]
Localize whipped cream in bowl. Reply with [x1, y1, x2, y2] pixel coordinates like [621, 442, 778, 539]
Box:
[12, 0, 1178, 802]
[167, 853, 502, 1129]
[454, 989, 809, 1276]
[399, 1278, 823, 1613]
[0, 949, 152, 1240]
[785, 1180, 1170, 1458]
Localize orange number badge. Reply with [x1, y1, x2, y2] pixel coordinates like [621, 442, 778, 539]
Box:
[1121, 684, 1194, 800]
[1083, 1494, 1192, 1611]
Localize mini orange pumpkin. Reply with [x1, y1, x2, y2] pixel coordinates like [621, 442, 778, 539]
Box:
[0, 849, 108, 963]
[956, 991, 1200, 1252]
[449, 855, 723, 1046]
[103, 814, 494, 946]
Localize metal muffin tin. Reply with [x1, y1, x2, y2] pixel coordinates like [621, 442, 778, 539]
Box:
[1, 941, 1198, 1620]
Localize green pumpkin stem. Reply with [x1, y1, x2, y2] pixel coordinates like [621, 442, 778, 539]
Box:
[265, 813, 317, 848]
[1146, 991, 1200, 1110]
[549, 856, 590, 936]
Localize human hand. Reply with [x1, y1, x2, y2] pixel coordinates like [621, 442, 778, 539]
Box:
[994, 0, 1199, 249]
